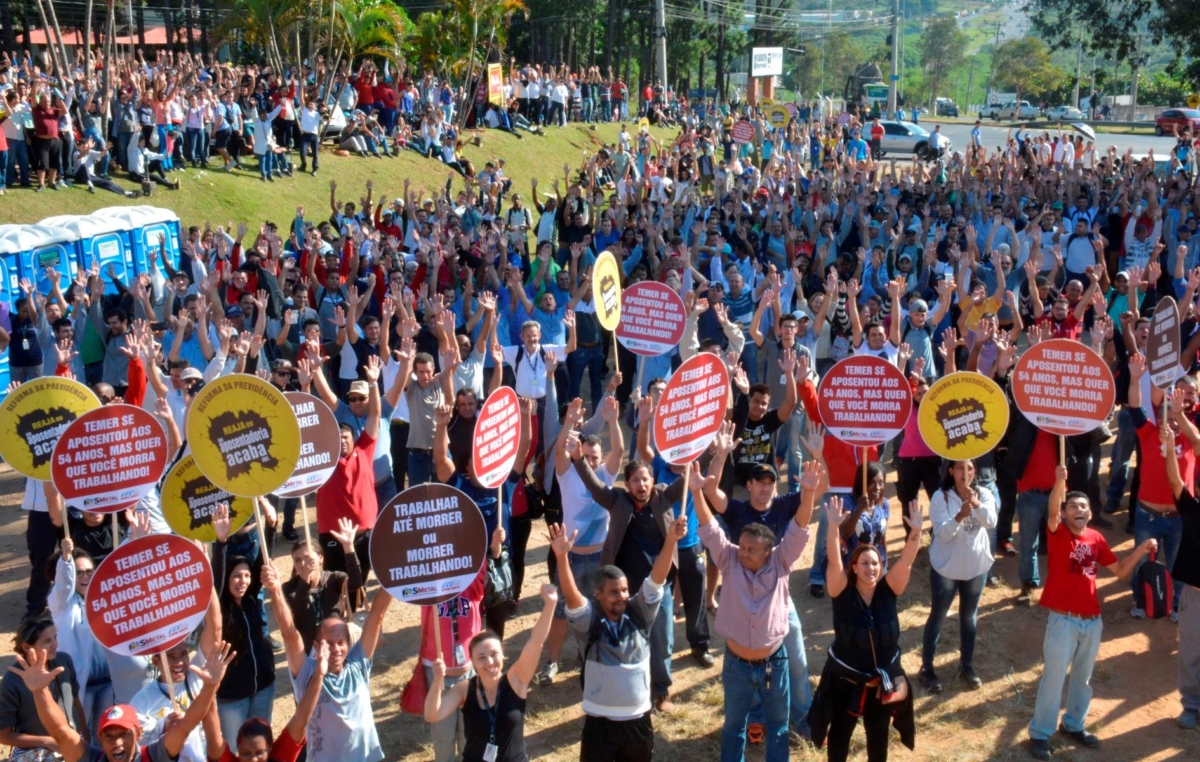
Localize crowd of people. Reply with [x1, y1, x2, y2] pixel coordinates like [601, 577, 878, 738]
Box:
[0, 41, 1198, 762]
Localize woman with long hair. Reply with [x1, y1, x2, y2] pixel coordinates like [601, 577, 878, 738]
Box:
[839, 462, 890, 568]
[809, 497, 922, 761]
[918, 459, 997, 694]
[0, 616, 85, 758]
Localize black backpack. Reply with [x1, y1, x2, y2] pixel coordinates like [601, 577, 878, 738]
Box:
[1134, 547, 1174, 619]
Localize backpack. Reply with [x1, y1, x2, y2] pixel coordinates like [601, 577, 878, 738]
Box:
[579, 603, 651, 690]
[1134, 546, 1174, 619]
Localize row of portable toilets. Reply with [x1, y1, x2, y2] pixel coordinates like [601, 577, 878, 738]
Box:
[0, 206, 183, 394]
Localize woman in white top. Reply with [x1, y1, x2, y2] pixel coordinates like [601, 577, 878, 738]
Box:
[918, 459, 997, 695]
[47, 539, 108, 730]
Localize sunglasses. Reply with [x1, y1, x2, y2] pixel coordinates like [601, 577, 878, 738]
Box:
[347, 395, 368, 402]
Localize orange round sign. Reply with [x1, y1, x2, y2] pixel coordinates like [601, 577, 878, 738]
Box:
[1012, 339, 1115, 436]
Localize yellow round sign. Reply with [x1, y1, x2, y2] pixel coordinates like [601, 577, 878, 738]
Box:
[760, 98, 773, 111]
[917, 372, 1009, 460]
[185, 374, 301, 496]
[768, 104, 790, 128]
[638, 117, 650, 132]
[161, 454, 256, 541]
[1189, 93, 1200, 110]
[0, 377, 100, 480]
[592, 250, 623, 331]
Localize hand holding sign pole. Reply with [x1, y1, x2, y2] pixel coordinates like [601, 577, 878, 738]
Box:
[1146, 296, 1182, 389]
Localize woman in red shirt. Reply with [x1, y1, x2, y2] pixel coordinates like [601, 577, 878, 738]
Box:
[30, 92, 64, 191]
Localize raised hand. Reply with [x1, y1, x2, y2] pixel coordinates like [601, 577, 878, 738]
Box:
[713, 419, 742, 455]
[191, 640, 235, 686]
[546, 523, 577, 557]
[799, 460, 824, 491]
[1128, 351, 1146, 379]
[903, 502, 925, 534]
[8, 647, 66, 693]
[331, 517, 358, 548]
[824, 495, 848, 524]
[211, 502, 232, 543]
[802, 422, 826, 458]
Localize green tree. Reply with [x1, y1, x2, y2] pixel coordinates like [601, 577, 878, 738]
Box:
[919, 15, 967, 107]
[991, 37, 1065, 105]
[793, 30, 865, 100]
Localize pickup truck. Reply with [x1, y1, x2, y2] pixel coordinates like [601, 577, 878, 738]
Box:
[997, 101, 1040, 120]
[979, 102, 1002, 120]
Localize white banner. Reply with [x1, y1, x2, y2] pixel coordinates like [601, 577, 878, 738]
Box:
[751, 47, 783, 77]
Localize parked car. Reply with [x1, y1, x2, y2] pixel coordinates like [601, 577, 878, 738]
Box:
[935, 98, 959, 117]
[997, 101, 1039, 120]
[877, 121, 952, 160]
[1044, 106, 1084, 121]
[979, 102, 1003, 120]
[1155, 108, 1200, 136]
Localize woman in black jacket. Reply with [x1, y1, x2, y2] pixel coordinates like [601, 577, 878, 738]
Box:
[212, 504, 275, 750]
[280, 517, 363, 653]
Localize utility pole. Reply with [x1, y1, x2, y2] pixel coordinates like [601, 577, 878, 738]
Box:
[654, 0, 668, 92]
[1072, 31, 1083, 108]
[1130, 34, 1141, 120]
[985, 20, 1003, 99]
[888, 0, 899, 115]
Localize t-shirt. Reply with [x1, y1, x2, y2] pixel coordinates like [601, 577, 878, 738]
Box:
[1134, 412, 1196, 506]
[213, 734, 303, 762]
[1172, 490, 1200, 589]
[1017, 429, 1058, 492]
[291, 641, 382, 762]
[82, 738, 175, 762]
[405, 379, 445, 450]
[732, 405, 784, 480]
[1038, 524, 1118, 618]
[130, 671, 207, 762]
[962, 296, 1002, 334]
[721, 493, 804, 547]
[0, 653, 80, 740]
[316, 432, 378, 532]
[557, 463, 614, 548]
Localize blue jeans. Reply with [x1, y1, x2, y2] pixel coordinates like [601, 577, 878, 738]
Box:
[375, 476, 397, 515]
[649, 582, 674, 697]
[748, 597, 811, 734]
[0, 149, 7, 190]
[1105, 408, 1136, 510]
[1029, 612, 1102, 741]
[777, 412, 806, 494]
[568, 345, 606, 412]
[408, 449, 434, 486]
[185, 126, 203, 163]
[1017, 490, 1050, 586]
[7, 140, 29, 186]
[115, 132, 133, 171]
[216, 685, 274, 749]
[156, 125, 173, 169]
[721, 643, 790, 762]
[1131, 505, 1183, 609]
[582, 98, 594, 122]
[922, 567, 987, 672]
[256, 151, 273, 179]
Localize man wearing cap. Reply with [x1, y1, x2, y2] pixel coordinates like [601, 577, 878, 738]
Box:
[1122, 203, 1163, 274]
[8, 640, 231, 762]
[898, 279, 954, 379]
[701, 424, 827, 742]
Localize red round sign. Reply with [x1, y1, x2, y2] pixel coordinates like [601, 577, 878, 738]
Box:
[1012, 339, 1116, 436]
[653, 352, 731, 464]
[817, 356, 913, 447]
[51, 404, 168, 513]
[472, 387, 521, 489]
[86, 534, 213, 656]
[731, 121, 755, 144]
[616, 282, 687, 357]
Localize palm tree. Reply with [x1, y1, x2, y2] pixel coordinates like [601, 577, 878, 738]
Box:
[409, 10, 465, 81]
[330, 0, 410, 69]
[443, 0, 528, 125]
[215, 0, 305, 72]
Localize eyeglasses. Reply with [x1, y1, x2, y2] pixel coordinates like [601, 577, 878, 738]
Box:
[347, 395, 368, 403]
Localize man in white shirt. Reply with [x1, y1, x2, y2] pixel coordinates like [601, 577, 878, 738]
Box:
[298, 97, 322, 175]
[500, 319, 575, 413]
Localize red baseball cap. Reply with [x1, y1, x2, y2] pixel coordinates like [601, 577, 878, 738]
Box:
[97, 705, 140, 735]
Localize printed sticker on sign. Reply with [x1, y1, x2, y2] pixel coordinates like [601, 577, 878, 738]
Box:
[472, 387, 521, 488]
[0, 376, 100, 481]
[917, 372, 1009, 459]
[653, 353, 730, 464]
[1146, 296, 1182, 389]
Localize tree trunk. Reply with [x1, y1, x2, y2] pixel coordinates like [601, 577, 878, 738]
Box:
[715, 18, 725, 104]
[459, 16, 479, 128]
[136, 0, 145, 47]
[84, 0, 94, 71]
[163, 0, 174, 53]
[184, 0, 194, 55]
[0, 0, 15, 54]
[33, 0, 63, 77]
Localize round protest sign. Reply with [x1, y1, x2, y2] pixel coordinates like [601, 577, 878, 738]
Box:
[785, 102, 798, 119]
[731, 121, 755, 144]
[768, 105, 790, 128]
[1146, 296, 1182, 389]
[86, 534, 213, 656]
[0, 377, 100, 481]
[275, 392, 340, 498]
[186, 374, 300, 496]
[616, 281, 687, 356]
[51, 405, 168, 512]
[917, 373, 1009, 459]
[592, 250, 623, 331]
[161, 454, 255, 542]
[817, 356, 912, 447]
[837, 111, 852, 126]
[370, 483, 488, 606]
[1012, 339, 1116, 436]
[653, 352, 731, 464]
[472, 387, 521, 489]
[759, 98, 774, 110]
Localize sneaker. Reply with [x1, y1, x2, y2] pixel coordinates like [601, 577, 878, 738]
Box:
[809, 584, 825, 598]
[35, 184, 45, 192]
[1102, 501, 1120, 515]
[1018, 583, 1034, 606]
[534, 661, 558, 686]
[1002, 541, 1017, 556]
[652, 695, 675, 714]
[282, 528, 299, 543]
[957, 666, 982, 689]
[1130, 606, 1146, 619]
[1058, 725, 1100, 748]
[1177, 709, 1199, 729]
[919, 670, 943, 694]
[691, 649, 715, 668]
[987, 574, 1003, 588]
[1028, 738, 1052, 760]
[747, 723, 765, 744]
[87, 183, 95, 193]
[268, 636, 284, 653]
[1172, 611, 1179, 623]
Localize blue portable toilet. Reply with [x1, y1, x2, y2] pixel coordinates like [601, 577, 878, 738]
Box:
[5, 224, 81, 296]
[41, 214, 135, 297]
[117, 206, 182, 275]
[0, 226, 25, 313]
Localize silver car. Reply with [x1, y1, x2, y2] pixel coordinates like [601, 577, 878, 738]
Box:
[1045, 106, 1084, 121]
[877, 121, 952, 160]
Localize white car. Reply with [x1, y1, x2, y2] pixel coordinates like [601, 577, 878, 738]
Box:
[1045, 106, 1084, 121]
[877, 121, 952, 159]
[997, 101, 1039, 120]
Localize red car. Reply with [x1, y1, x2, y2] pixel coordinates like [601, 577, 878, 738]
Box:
[1155, 108, 1200, 136]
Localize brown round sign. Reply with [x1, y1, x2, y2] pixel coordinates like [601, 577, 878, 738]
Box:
[275, 392, 340, 498]
[369, 483, 487, 606]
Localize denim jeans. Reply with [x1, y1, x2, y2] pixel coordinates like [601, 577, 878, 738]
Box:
[778, 412, 806, 494]
[408, 449, 434, 486]
[922, 567, 987, 672]
[748, 597, 812, 734]
[256, 151, 273, 179]
[1017, 490, 1050, 586]
[739, 339, 760, 384]
[721, 643, 790, 762]
[216, 685, 274, 749]
[1029, 612, 1102, 741]
[582, 98, 594, 122]
[0, 149, 7, 189]
[568, 345, 607, 412]
[156, 125, 173, 169]
[1130, 505, 1183, 609]
[185, 126, 203, 163]
[649, 581, 674, 697]
[9, 139, 29, 185]
[299, 133, 320, 171]
[83, 127, 108, 176]
[115, 132, 132, 172]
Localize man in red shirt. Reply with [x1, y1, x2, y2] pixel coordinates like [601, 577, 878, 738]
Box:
[1026, 464, 1156, 760]
[316, 355, 382, 576]
[869, 118, 884, 160]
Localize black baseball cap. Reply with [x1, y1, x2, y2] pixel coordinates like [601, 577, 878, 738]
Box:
[749, 464, 778, 482]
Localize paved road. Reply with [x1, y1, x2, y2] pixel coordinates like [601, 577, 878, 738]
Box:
[924, 121, 1169, 156]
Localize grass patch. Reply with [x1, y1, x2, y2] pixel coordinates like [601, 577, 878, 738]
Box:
[0, 122, 677, 227]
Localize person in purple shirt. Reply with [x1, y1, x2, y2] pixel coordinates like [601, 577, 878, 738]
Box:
[687, 459, 820, 762]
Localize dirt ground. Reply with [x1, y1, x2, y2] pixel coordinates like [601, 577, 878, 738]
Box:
[0, 450, 1197, 762]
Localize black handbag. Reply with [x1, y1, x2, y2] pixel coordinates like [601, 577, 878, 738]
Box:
[484, 548, 514, 609]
